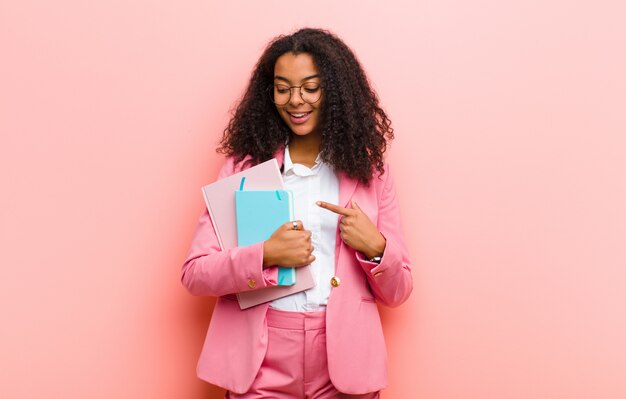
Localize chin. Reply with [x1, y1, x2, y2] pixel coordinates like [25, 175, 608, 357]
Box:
[289, 126, 316, 136]
[283, 117, 321, 137]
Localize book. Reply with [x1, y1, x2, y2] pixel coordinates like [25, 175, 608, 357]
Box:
[200, 159, 315, 309]
[201, 159, 286, 250]
[235, 189, 296, 286]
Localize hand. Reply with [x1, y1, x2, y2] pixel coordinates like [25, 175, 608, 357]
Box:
[263, 220, 315, 268]
[316, 200, 386, 259]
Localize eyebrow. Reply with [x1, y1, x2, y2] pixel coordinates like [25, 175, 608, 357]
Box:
[274, 74, 320, 83]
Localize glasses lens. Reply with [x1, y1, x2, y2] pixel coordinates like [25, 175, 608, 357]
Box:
[273, 84, 290, 105]
[301, 82, 322, 104]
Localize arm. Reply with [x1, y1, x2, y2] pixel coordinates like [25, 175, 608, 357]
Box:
[356, 164, 413, 307]
[180, 160, 279, 297]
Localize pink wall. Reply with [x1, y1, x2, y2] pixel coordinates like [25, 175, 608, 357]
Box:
[1, 1, 625, 398]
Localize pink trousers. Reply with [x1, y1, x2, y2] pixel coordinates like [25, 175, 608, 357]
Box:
[226, 308, 380, 399]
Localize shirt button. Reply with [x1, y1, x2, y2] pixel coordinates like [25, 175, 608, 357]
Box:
[247, 279, 256, 289]
[330, 276, 341, 288]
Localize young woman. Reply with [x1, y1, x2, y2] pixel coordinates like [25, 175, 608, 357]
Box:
[181, 28, 413, 398]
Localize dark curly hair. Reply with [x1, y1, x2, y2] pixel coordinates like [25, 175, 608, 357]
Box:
[217, 28, 394, 185]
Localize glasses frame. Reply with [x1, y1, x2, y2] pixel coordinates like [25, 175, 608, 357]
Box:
[270, 82, 323, 106]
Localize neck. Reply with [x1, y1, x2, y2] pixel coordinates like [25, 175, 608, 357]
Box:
[288, 132, 321, 167]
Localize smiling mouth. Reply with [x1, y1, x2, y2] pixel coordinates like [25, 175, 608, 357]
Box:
[287, 111, 312, 117]
[286, 111, 313, 125]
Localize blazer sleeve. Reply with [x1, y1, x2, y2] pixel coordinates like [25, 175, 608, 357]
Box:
[180, 160, 279, 297]
[356, 163, 413, 307]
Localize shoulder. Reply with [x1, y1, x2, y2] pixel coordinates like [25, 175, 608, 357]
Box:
[353, 162, 395, 201]
[368, 162, 400, 206]
[217, 155, 253, 179]
[370, 162, 394, 188]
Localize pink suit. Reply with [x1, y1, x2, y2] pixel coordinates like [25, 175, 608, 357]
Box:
[181, 149, 413, 395]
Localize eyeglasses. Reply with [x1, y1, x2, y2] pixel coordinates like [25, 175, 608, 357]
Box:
[271, 82, 322, 105]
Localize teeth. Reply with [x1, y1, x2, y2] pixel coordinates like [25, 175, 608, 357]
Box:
[290, 112, 309, 117]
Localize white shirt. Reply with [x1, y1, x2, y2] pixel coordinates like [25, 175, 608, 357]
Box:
[269, 146, 340, 312]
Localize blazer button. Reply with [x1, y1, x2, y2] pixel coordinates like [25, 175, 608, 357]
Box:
[330, 276, 341, 288]
[247, 279, 256, 289]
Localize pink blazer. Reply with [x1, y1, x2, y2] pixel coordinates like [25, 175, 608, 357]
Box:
[181, 149, 413, 394]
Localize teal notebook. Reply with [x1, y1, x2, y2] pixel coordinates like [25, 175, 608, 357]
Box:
[235, 189, 296, 286]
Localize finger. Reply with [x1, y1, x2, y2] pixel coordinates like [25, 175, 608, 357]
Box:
[316, 201, 354, 216]
[351, 200, 362, 211]
[297, 254, 315, 267]
[287, 220, 303, 231]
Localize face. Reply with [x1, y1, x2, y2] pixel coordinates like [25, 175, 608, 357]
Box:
[273, 52, 323, 138]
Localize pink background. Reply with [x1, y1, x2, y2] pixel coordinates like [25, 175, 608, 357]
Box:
[1, 1, 625, 398]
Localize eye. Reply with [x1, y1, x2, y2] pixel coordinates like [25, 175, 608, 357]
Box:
[303, 83, 320, 93]
[274, 85, 289, 94]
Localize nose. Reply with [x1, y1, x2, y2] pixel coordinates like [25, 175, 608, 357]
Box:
[288, 88, 305, 106]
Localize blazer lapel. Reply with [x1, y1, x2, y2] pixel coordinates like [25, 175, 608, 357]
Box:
[334, 172, 358, 276]
[338, 171, 358, 208]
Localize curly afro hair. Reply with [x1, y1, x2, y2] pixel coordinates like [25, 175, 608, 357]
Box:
[217, 28, 394, 185]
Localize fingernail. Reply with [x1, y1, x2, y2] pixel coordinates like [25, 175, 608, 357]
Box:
[316, 201, 321, 206]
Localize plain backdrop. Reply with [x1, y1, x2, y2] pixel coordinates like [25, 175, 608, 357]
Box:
[1, 1, 625, 398]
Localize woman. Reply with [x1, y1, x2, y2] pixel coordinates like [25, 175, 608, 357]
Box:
[181, 28, 412, 398]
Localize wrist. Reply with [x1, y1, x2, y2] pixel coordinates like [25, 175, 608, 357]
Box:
[363, 233, 386, 259]
[262, 240, 276, 269]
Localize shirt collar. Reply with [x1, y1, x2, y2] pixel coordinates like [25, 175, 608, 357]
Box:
[283, 145, 323, 176]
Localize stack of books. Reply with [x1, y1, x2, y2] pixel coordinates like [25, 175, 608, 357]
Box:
[201, 159, 315, 309]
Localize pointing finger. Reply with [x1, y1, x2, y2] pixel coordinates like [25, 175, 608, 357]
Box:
[316, 201, 354, 216]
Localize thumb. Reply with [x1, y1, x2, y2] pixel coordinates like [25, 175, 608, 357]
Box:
[351, 199, 362, 211]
